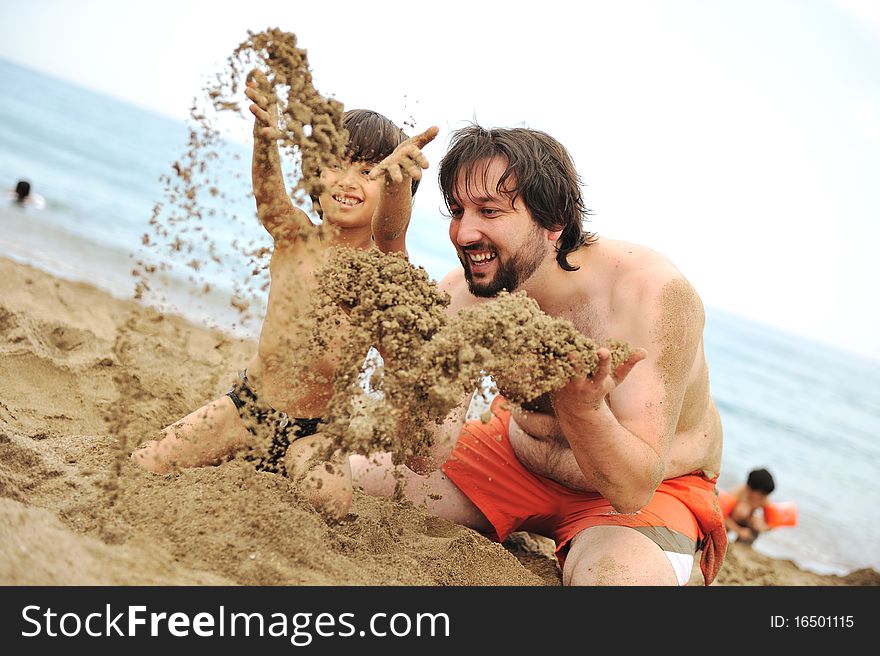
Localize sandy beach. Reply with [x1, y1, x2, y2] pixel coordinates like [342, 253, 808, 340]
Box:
[1, 254, 877, 587]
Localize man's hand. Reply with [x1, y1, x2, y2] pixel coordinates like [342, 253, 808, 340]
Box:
[245, 69, 283, 141]
[369, 126, 439, 186]
[551, 347, 648, 414]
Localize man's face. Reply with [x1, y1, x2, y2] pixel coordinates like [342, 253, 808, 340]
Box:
[318, 160, 381, 228]
[448, 157, 549, 297]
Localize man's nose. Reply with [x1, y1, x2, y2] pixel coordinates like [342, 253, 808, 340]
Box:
[454, 210, 484, 246]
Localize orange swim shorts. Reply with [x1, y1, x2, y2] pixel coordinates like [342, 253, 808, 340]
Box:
[442, 396, 727, 585]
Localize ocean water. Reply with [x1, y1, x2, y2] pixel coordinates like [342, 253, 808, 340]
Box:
[2, 59, 877, 576]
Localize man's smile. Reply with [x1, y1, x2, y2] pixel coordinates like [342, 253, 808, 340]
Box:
[468, 250, 496, 263]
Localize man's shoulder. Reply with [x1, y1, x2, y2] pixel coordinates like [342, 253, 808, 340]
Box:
[438, 267, 489, 314]
[598, 240, 704, 324]
[439, 266, 466, 292]
[438, 267, 464, 295]
[597, 239, 685, 288]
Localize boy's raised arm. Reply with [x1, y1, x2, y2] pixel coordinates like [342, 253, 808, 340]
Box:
[245, 69, 312, 239]
[369, 126, 439, 255]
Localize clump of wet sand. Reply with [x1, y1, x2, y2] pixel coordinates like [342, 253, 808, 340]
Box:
[311, 247, 631, 461]
[311, 247, 450, 461]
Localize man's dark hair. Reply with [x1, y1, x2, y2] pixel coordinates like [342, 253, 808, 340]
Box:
[312, 109, 417, 216]
[438, 124, 595, 271]
[15, 180, 31, 202]
[747, 468, 775, 495]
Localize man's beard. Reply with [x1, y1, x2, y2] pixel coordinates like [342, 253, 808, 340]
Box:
[460, 239, 545, 297]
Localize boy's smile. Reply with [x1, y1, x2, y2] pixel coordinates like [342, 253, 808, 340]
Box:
[331, 192, 363, 207]
[319, 160, 380, 226]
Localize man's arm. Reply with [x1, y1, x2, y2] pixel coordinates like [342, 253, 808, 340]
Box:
[550, 276, 705, 513]
[244, 69, 312, 239]
[369, 126, 438, 254]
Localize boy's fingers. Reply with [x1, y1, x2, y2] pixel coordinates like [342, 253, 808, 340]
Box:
[388, 163, 404, 184]
[250, 104, 272, 124]
[245, 88, 271, 110]
[248, 68, 269, 86]
[412, 151, 429, 169]
[260, 127, 284, 140]
[400, 160, 422, 180]
[409, 125, 439, 149]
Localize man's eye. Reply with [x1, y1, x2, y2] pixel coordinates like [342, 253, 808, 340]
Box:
[482, 208, 500, 217]
[449, 208, 463, 219]
[361, 168, 372, 176]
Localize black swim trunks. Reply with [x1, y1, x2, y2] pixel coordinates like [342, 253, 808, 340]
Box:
[226, 370, 323, 476]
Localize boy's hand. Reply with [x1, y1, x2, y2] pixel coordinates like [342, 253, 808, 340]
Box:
[737, 525, 758, 545]
[369, 126, 439, 185]
[246, 68, 307, 236]
[245, 69, 283, 141]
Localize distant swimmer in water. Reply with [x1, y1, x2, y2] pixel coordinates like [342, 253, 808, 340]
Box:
[7, 179, 46, 210]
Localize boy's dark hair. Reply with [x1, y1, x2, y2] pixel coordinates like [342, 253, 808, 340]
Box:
[312, 109, 417, 215]
[15, 180, 31, 202]
[438, 124, 595, 271]
[747, 468, 775, 495]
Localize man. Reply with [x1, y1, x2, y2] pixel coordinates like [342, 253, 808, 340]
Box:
[354, 125, 726, 586]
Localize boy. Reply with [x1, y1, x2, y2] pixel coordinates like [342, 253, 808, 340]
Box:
[132, 69, 437, 519]
[721, 468, 776, 545]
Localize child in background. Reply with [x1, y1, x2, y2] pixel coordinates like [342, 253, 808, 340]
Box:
[720, 468, 785, 544]
[132, 69, 437, 519]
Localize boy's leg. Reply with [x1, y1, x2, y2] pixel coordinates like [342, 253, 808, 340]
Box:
[562, 526, 681, 586]
[284, 392, 474, 521]
[404, 392, 473, 473]
[131, 395, 249, 473]
[351, 452, 492, 532]
[284, 433, 353, 520]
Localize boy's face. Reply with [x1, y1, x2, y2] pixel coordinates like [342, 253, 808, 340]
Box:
[318, 160, 382, 228]
[744, 488, 770, 509]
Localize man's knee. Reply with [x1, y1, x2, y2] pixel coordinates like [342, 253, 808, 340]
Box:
[562, 526, 679, 586]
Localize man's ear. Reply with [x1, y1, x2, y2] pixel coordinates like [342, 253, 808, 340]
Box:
[547, 228, 563, 242]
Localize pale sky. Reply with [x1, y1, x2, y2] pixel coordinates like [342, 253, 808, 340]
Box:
[1, 0, 879, 360]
